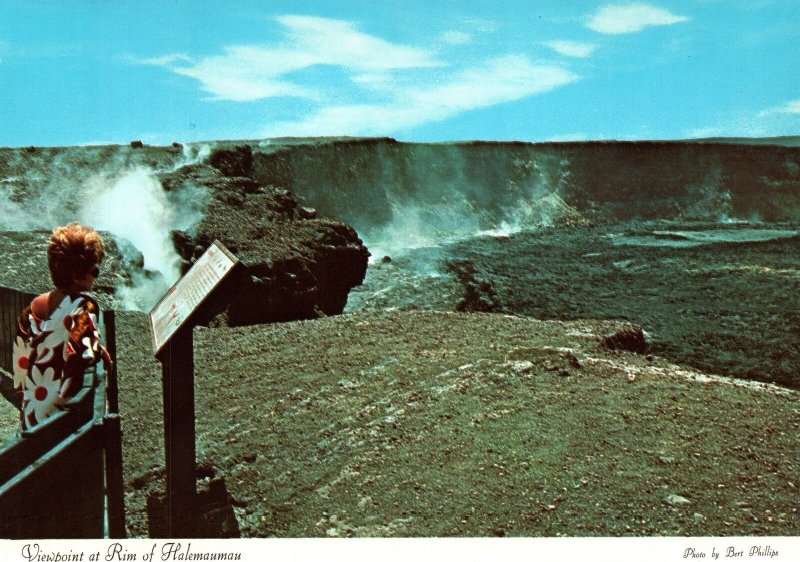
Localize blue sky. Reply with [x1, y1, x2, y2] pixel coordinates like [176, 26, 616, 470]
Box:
[1, 0, 798, 146]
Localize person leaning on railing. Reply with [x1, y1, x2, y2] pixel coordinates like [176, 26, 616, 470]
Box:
[10, 223, 112, 430]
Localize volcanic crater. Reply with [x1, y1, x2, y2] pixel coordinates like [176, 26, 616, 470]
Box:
[0, 137, 798, 537]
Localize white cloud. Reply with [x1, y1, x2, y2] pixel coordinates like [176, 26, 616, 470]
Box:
[138, 15, 441, 102]
[544, 40, 598, 58]
[139, 15, 578, 137]
[169, 46, 317, 101]
[136, 54, 193, 66]
[586, 3, 688, 34]
[275, 15, 440, 71]
[265, 55, 578, 136]
[440, 31, 472, 45]
[757, 99, 800, 117]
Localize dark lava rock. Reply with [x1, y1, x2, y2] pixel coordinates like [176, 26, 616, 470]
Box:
[159, 162, 221, 191]
[171, 230, 194, 261]
[601, 325, 649, 354]
[128, 475, 149, 491]
[196, 462, 217, 479]
[298, 206, 317, 219]
[209, 144, 253, 178]
[446, 259, 502, 313]
[270, 188, 298, 214]
[160, 164, 369, 327]
[232, 177, 262, 194]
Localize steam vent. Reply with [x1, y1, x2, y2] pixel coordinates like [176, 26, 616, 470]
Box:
[2, 137, 800, 538]
[0, 141, 373, 325]
[1, 136, 798, 325]
[0, 137, 798, 326]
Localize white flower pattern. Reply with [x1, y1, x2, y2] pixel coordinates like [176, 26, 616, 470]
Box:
[81, 312, 100, 361]
[30, 296, 85, 365]
[23, 367, 65, 428]
[14, 292, 102, 429]
[12, 336, 33, 389]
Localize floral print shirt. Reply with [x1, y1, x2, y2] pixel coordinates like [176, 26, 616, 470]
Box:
[12, 293, 102, 430]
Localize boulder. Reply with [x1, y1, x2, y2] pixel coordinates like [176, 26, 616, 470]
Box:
[160, 155, 369, 326]
[209, 144, 253, 177]
[601, 325, 649, 354]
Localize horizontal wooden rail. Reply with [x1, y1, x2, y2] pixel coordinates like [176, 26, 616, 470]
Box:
[0, 419, 105, 538]
[0, 387, 95, 486]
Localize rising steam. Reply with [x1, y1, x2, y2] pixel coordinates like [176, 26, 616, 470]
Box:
[358, 154, 575, 261]
[0, 145, 210, 311]
[80, 167, 209, 311]
[83, 170, 181, 282]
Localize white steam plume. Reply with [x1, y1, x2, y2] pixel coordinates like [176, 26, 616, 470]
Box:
[1, 146, 211, 311]
[359, 155, 574, 261]
[362, 198, 484, 262]
[80, 167, 208, 311]
[179, 143, 212, 167]
[82, 169, 181, 281]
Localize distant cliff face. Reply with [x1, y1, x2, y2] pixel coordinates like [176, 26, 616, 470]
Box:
[4, 139, 797, 234]
[250, 139, 800, 238]
[1, 138, 797, 318]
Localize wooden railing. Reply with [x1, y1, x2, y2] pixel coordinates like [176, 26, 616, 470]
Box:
[0, 285, 125, 538]
[0, 285, 36, 373]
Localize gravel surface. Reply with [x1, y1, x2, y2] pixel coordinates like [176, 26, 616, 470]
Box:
[105, 309, 798, 537]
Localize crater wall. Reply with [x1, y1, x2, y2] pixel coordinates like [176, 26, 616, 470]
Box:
[2, 138, 798, 319]
[251, 139, 800, 234]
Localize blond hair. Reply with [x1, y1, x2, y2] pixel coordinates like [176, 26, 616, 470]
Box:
[47, 223, 105, 289]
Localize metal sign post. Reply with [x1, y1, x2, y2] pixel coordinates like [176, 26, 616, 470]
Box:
[149, 241, 239, 537]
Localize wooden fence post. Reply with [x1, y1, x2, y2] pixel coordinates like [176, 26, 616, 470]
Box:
[103, 308, 126, 538]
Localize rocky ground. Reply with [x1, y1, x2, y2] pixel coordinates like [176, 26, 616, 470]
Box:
[165, 145, 369, 325]
[1, 140, 798, 538]
[350, 221, 800, 389]
[110, 310, 799, 537]
[1, 219, 798, 537]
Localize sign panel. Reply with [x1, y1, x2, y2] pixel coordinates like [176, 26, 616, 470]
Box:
[149, 240, 239, 355]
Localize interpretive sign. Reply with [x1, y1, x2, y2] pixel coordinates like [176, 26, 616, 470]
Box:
[148, 240, 241, 537]
[149, 240, 239, 355]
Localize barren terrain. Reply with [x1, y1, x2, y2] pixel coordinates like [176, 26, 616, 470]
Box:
[111, 310, 798, 537]
[1, 139, 798, 538]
